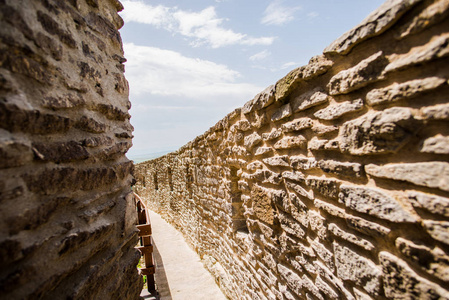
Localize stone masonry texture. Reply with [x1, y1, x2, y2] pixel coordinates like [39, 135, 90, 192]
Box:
[135, 0, 449, 299]
[0, 0, 142, 299]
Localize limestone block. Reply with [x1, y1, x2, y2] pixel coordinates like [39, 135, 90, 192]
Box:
[328, 223, 375, 251]
[396, 237, 449, 282]
[0, 138, 33, 169]
[327, 51, 388, 95]
[380, 251, 449, 299]
[365, 162, 449, 192]
[271, 103, 292, 122]
[278, 211, 306, 239]
[345, 214, 391, 237]
[282, 171, 306, 183]
[314, 199, 347, 219]
[251, 170, 282, 185]
[308, 212, 328, 240]
[306, 176, 340, 199]
[308, 137, 340, 151]
[315, 276, 339, 300]
[277, 265, 303, 297]
[339, 107, 420, 155]
[339, 185, 418, 222]
[312, 124, 339, 137]
[0, 102, 72, 134]
[289, 194, 309, 227]
[242, 85, 275, 114]
[285, 181, 312, 200]
[301, 274, 324, 300]
[244, 132, 262, 150]
[324, 0, 423, 54]
[274, 136, 307, 150]
[334, 242, 381, 296]
[397, 0, 449, 39]
[353, 288, 373, 300]
[420, 135, 449, 154]
[290, 156, 317, 171]
[384, 34, 449, 73]
[32, 141, 90, 163]
[251, 186, 275, 225]
[318, 160, 363, 178]
[281, 118, 313, 133]
[420, 102, 449, 120]
[253, 146, 273, 156]
[275, 55, 333, 101]
[366, 77, 446, 106]
[247, 161, 264, 171]
[263, 155, 290, 167]
[291, 88, 329, 113]
[262, 128, 282, 141]
[309, 237, 334, 271]
[422, 220, 449, 246]
[235, 120, 251, 131]
[406, 191, 449, 217]
[314, 260, 355, 300]
[314, 99, 364, 120]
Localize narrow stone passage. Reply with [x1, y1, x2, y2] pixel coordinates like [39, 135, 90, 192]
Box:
[142, 211, 227, 300]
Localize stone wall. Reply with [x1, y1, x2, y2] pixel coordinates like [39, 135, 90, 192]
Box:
[135, 0, 449, 299]
[0, 0, 142, 299]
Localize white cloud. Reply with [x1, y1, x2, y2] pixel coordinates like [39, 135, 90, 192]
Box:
[120, 1, 274, 48]
[261, 0, 301, 26]
[280, 61, 297, 69]
[249, 50, 271, 61]
[307, 12, 319, 19]
[124, 43, 263, 101]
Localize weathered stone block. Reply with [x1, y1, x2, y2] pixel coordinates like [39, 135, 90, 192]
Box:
[396, 237, 449, 282]
[420, 135, 449, 154]
[314, 99, 364, 120]
[380, 251, 449, 299]
[251, 186, 274, 225]
[324, 0, 422, 54]
[271, 103, 292, 122]
[32, 141, 89, 163]
[339, 107, 420, 155]
[334, 242, 381, 296]
[308, 137, 340, 151]
[339, 185, 418, 222]
[263, 156, 289, 167]
[262, 128, 282, 141]
[421, 102, 449, 120]
[281, 118, 313, 133]
[384, 34, 449, 73]
[318, 160, 363, 178]
[397, 0, 449, 39]
[365, 162, 449, 192]
[275, 55, 333, 101]
[277, 264, 303, 297]
[327, 51, 388, 95]
[244, 132, 262, 150]
[406, 191, 449, 217]
[290, 156, 317, 171]
[274, 136, 307, 150]
[328, 223, 375, 251]
[422, 220, 449, 246]
[366, 77, 446, 106]
[291, 88, 329, 113]
[306, 176, 340, 199]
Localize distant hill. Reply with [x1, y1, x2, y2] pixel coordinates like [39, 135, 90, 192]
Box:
[128, 150, 173, 164]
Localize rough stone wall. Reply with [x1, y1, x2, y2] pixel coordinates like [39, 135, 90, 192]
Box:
[135, 0, 449, 299]
[0, 0, 142, 299]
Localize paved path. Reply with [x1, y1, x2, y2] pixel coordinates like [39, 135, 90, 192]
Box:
[141, 211, 227, 300]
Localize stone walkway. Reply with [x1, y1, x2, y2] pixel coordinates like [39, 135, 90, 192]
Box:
[141, 211, 227, 300]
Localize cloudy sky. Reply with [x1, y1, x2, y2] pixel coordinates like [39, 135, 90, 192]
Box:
[119, 0, 385, 159]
